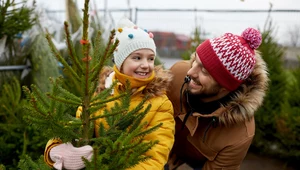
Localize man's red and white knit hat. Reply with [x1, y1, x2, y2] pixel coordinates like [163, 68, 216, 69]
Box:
[196, 28, 262, 91]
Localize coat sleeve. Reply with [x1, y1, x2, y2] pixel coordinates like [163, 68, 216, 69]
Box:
[202, 137, 253, 170]
[128, 98, 175, 170]
[44, 138, 63, 167]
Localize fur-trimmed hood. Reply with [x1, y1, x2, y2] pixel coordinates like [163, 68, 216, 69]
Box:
[215, 51, 269, 125]
[96, 65, 173, 97]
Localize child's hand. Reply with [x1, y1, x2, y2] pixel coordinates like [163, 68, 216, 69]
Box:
[50, 142, 93, 170]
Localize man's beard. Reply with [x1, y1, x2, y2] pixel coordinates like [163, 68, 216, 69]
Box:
[187, 83, 221, 99]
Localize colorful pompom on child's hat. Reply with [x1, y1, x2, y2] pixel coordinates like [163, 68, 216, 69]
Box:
[196, 27, 262, 91]
[113, 17, 156, 70]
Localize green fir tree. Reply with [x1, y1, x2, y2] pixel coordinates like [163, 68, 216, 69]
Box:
[275, 56, 300, 166]
[0, 0, 36, 39]
[59, 0, 108, 97]
[181, 25, 203, 60]
[0, 78, 48, 169]
[252, 18, 289, 158]
[0, 1, 45, 169]
[18, 0, 161, 169]
[0, 0, 37, 87]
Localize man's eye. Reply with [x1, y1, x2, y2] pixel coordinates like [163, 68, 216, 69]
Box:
[202, 68, 209, 75]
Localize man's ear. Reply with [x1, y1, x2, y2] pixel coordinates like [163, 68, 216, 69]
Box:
[219, 87, 230, 97]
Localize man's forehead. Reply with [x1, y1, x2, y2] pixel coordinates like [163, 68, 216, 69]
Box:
[195, 53, 202, 64]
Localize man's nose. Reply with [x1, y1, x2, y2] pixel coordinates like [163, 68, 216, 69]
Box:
[187, 67, 195, 77]
[187, 66, 198, 78]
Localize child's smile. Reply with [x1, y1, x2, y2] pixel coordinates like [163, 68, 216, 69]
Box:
[121, 49, 155, 79]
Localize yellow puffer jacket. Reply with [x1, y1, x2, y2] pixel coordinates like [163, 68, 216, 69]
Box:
[44, 66, 175, 170]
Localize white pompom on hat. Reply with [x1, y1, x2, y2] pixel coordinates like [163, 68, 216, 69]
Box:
[113, 17, 156, 70]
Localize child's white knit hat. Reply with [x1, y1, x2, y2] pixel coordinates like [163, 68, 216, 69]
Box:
[113, 17, 156, 70]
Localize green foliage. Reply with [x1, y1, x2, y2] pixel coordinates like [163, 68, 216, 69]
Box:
[181, 26, 203, 60]
[28, 29, 60, 93]
[0, 0, 37, 88]
[252, 18, 299, 167]
[154, 55, 163, 66]
[253, 20, 287, 150]
[60, 12, 108, 97]
[273, 61, 300, 164]
[0, 0, 36, 39]
[85, 84, 161, 170]
[0, 164, 5, 170]
[18, 155, 51, 170]
[66, 0, 82, 33]
[22, 79, 82, 142]
[19, 0, 161, 169]
[0, 78, 25, 168]
[0, 1, 51, 169]
[0, 78, 47, 169]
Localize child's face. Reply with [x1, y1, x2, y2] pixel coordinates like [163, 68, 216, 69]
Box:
[121, 49, 155, 79]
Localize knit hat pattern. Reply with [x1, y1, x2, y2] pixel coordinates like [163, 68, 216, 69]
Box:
[196, 28, 262, 91]
[113, 18, 156, 70]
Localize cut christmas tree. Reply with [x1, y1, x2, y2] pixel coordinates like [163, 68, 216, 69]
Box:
[18, 0, 161, 169]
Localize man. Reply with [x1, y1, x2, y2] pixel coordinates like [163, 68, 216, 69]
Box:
[166, 28, 269, 170]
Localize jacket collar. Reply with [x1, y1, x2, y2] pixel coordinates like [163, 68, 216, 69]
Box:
[113, 65, 155, 89]
[96, 65, 173, 97]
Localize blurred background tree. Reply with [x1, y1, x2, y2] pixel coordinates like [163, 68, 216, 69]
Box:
[180, 25, 203, 60]
[0, 1, 50, 169]
[251, 14, 299, 169]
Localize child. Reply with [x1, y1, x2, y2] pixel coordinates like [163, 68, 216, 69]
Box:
[44, 17, 175, 170]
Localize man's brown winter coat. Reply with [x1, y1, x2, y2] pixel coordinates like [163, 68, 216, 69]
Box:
[167, 53, 269, 170]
